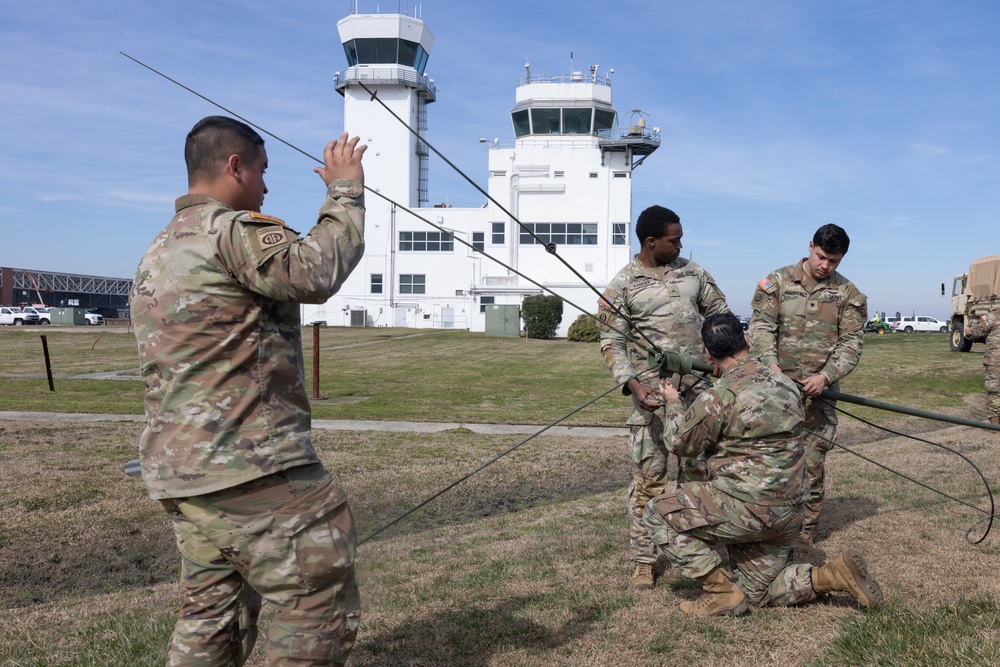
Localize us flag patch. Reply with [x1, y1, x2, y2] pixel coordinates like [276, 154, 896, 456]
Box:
[758, 278, 773, 290]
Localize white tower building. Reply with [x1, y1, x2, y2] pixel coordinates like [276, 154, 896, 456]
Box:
[304, 9, 659, 335]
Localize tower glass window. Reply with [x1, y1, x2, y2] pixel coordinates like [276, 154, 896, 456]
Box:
[531, 108, 561, 135]
[563, 108, 592, 134]
[594, 109, 616, 136]
[511, 110, 530, 137]
[343, 38, 429, 74]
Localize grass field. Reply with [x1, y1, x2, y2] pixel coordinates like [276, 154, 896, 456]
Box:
[1, 327, 998, 666]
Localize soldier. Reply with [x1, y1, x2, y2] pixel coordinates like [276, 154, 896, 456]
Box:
[643, 313, 883, 616]
[965, 308, 1000, 424]
[748, 224, 866, 545]
[131, 116, 366, 666]
[598, 205, 730, 590]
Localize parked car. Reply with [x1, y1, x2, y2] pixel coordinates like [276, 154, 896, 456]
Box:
[897, 316, 948, 333]
[84, 309, 105, 325]
[0, 306, 40, 325]
[22, 306, 50, 324]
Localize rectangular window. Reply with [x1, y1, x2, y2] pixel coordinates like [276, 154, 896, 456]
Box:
[530, 108, 561, 134]
[399, 231, 453, 251]
[612, 223, 628, 246]
[520, 222, 597, 246]
[370, 273, 383, 294]
[399, 274, 425, 294]
[562, 108, 592, 134]
[511, 110, 530, 137]
[479, 296, 495, 314]
[472, 231, 485, 252]
[491, 222, 505, 244]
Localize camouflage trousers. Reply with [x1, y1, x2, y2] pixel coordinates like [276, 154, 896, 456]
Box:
[642, 483, 817, 607]
[627, 406, 708, 564]
[984, 366, 1000, 421]
[160, 463, 361, 666]
[802, 397, 837, 535]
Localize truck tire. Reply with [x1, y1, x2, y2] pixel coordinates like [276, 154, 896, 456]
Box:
[939, 325, 948, 332]
[951, 326, 973, 352]
[904, 325, 914, 333]
[14, 319, 23, 326]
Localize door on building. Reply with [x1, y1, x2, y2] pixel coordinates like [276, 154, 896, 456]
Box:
[441, 307, 454, 328]
[395, 308, 408, 327]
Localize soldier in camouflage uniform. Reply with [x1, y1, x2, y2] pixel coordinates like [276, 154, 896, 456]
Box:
[748, 224, 866, 545]
[131, 116, 367, 666]
[965, 308, 1000, 424]
[598, 205, 730, 590]
[643, 313, 883, 616]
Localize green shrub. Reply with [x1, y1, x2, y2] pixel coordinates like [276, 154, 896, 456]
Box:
[567, 313, 601, 342]
[521, 295, 564, 339]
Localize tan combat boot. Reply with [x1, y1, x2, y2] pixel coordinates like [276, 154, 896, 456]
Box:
[811, 549, 884, 610]
[630, 562, 655, 590]
[679, 567, 749, 617]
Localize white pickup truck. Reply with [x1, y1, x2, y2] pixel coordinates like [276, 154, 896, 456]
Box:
[22, 306, 50, 324]
[84, 309, 105, 325]
[0, 306, 41, 325]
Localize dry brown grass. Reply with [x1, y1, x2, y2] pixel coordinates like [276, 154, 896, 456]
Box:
[1, 406, 998, 665]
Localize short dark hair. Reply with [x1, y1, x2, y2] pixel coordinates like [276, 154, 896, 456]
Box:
[635, 205, 681, 243]
[184, 116, 265, 185]
[701, 313, 748, 360]
[812, 224, 850, 256]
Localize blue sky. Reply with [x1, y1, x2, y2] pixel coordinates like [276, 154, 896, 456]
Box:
[2, 0, 998, 319]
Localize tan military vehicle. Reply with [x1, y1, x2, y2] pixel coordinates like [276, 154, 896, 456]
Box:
[947, 254, 1000, 351]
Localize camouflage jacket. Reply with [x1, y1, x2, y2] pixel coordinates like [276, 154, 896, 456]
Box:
[598, 256, 729, 424]
[966, 308, 1000, 366]
[748, 259, 866, 386]
[663, 355, 808, 506]
[130, 181, 365, 500]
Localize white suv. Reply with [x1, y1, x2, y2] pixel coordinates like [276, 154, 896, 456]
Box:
[84, 309, 105, 325]
[897, 316, 948, 333]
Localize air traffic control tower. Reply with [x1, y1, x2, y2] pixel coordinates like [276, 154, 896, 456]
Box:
[334, 12, 435, 208]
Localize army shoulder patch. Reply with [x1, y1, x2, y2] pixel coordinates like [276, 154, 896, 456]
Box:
[757, 277, 775, 292]
[245, 211, 287, 227]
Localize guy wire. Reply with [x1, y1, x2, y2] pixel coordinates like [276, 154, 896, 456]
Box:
[119, 52, 662, 358]
[358, 378, 631, 545]
[812, 396, 995, 544]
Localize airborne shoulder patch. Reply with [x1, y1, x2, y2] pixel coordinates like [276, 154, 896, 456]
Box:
[246, 211, 287, 227]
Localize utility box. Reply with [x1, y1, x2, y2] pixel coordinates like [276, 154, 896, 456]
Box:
[485, 305, 520, 337]
[49, 307, 87, 325]
[350, 309, 367, 327]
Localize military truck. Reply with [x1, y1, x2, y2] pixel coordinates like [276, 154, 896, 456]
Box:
[947, 254, 1000, 351]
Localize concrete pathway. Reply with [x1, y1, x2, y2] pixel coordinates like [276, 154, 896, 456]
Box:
[0, 411, 626, 438]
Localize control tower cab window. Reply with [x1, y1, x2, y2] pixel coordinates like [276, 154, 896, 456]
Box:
[531, 108, 561, 135]
[343, 38, 429, 74]
[563, 108, 592, 134]
[594, 109, 616, 137]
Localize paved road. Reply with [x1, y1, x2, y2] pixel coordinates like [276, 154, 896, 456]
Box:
[0, 411, 626, 438]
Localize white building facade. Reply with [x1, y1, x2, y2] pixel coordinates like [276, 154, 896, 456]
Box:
[303, 10, 659, 336]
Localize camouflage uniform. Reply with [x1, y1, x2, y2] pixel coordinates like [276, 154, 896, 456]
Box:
[642, 356, 820, 607]
[131, 181, 365, 666]
[966, 308, 1000, 423]
[748, 260, 866, 537]
[598, 256, 729, 566]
